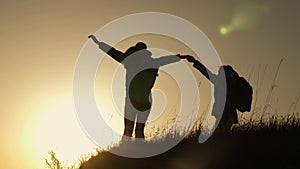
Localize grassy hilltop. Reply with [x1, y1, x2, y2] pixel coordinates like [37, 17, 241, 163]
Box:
[46, 115, 300, 169]
[78, 116, 300, 169]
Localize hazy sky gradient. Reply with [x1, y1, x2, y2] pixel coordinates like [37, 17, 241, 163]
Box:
[0, 0, 299, 168]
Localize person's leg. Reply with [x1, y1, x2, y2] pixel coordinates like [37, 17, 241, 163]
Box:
[135, 122, 145, 138]
[135, 94, 152, 138]
[135, 111, 150, 138]
[220, 109, 237, 132]
[123, 97, 137, 137]
[123, 118, 134, 137]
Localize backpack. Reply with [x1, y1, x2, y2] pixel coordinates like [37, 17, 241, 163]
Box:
[129, 68, 159, 111]
[222, 66, 253, 112]
[232, 76, 253, 112]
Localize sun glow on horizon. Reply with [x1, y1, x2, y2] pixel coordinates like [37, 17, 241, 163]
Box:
[31, 96, 102, 167]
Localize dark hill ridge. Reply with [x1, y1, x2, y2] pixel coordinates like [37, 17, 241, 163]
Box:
[79, 120, 300, 169]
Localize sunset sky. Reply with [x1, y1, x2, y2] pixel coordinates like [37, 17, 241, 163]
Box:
[0, 0, 299, 168]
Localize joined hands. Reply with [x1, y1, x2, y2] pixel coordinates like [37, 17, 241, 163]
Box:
[178, 54, 196, 63]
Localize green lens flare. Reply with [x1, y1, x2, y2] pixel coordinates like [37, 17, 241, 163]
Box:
[219, 2, 270, 36]
[219, 26, 229, 35]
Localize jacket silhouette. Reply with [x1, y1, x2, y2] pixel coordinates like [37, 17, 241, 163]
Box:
[89, 35, 183, 138]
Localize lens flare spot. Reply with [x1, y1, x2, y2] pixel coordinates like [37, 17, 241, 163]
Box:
[219, 26, 230, 36]
[219, 2, 271, 35]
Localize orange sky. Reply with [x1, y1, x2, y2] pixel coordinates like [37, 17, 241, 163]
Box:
[0, 0, 299, 168]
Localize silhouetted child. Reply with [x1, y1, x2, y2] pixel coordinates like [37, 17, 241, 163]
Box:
[89, 35, 185, 138]
[183, 55, 252, 132]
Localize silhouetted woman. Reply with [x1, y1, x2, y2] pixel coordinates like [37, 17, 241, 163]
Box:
[89, 35, 184, 138]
